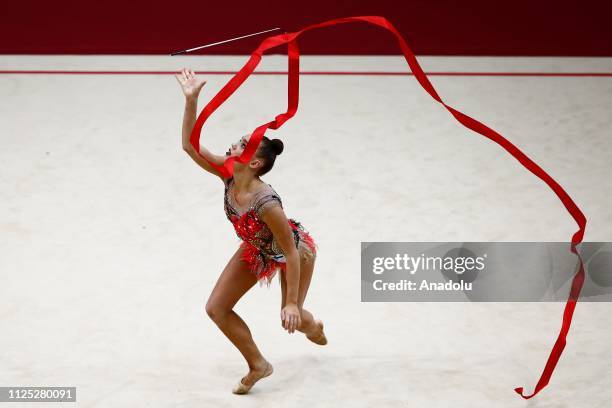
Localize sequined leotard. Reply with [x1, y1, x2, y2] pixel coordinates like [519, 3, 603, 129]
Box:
[223, 177, 317, 287]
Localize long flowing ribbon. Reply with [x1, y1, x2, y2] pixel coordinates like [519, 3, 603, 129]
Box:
[189, 16, 587, 398]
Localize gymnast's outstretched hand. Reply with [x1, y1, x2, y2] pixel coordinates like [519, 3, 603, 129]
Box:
[175, 67, 207, 98]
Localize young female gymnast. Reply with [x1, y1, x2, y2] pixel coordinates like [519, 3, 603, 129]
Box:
[175, 68, 327, 394]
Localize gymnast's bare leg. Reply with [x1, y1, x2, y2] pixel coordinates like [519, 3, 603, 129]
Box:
[280, 244, 327, 344]
[205, 246, 273, 390]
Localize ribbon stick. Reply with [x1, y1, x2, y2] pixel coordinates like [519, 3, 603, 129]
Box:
[188, 15, 587, 398]
[170, 27, 285, 55]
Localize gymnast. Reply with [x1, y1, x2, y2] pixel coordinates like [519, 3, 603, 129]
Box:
[175, 68, 327, 395]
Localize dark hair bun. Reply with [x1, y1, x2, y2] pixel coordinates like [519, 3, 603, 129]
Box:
[270, 139, 284, 155]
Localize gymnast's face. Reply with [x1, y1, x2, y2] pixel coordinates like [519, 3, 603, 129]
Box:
[226, 134, 263, 171]
[226, 134, 249, 158]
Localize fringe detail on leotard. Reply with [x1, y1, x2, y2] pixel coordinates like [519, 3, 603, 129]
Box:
[289, 219, 318, 258]
[239, 241, 284, 288]
[239, 219, 318, 288]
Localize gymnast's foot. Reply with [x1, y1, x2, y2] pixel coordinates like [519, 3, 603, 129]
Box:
[232, 360, 273, 395]
[306, 319, 328, 345]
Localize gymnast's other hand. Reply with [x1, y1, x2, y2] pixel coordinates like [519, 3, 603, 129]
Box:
[174, 67, 207, 98]
[280, 303, 301, 334]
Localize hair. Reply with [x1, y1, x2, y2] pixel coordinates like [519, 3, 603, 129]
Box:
[255, 136, 284, 176]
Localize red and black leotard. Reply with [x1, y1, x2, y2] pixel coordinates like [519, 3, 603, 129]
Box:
[223, 177, 317, 287]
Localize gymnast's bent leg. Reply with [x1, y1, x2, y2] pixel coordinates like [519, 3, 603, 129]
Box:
[205, 245, 273, 391]
[280, 244, 327, 345]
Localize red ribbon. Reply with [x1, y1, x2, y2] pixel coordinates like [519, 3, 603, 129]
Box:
[189, 16, 587, 398]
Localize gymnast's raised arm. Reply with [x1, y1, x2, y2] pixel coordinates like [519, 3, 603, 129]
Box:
[175, 67, 226, 180]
